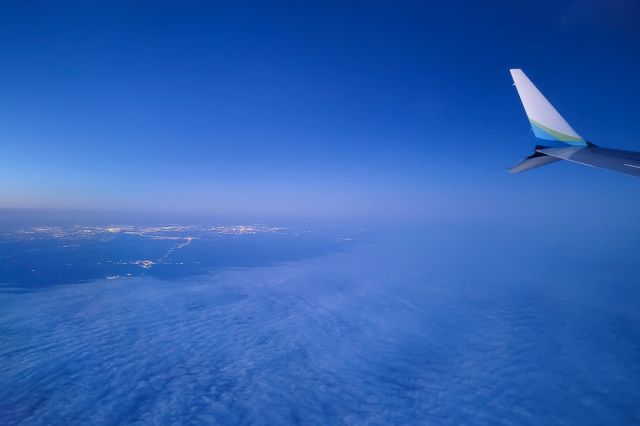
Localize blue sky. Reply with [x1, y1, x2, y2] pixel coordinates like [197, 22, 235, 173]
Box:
[1, 1, 639, 220]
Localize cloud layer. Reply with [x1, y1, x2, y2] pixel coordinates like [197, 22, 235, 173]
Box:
[1, 227, 640, 425]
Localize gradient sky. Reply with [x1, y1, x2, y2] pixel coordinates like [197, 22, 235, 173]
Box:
[1, 1, 639, 220]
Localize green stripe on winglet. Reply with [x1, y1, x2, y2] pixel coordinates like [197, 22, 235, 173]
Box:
[530, 119, 586, 144]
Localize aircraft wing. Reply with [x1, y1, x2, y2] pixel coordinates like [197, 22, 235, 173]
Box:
[509, 69, 640, 178]
[537, 145, 640, 177]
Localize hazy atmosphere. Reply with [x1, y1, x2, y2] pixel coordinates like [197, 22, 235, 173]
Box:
[1, 1, 639, 425]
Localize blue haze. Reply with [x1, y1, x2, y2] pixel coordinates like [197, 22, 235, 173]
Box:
[1, 218, 640, 424]
[1, 1, 640, 425]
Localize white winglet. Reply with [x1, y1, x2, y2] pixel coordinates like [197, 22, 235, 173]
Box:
[510, 69, 585, 145]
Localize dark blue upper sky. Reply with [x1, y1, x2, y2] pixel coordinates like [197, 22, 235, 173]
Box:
[1, 1, 639, 220]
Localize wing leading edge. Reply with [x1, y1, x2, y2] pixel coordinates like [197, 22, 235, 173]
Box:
[509, 69, 640, 178]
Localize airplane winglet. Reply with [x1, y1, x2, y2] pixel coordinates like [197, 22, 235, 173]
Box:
[509, 146, 562, 173]
[508, 69, 640, 178]
[510, 69, 586, 146]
